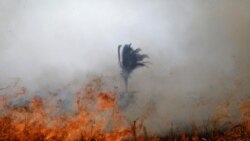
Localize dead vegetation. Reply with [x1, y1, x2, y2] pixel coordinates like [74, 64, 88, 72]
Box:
[0, 79, 249, 141]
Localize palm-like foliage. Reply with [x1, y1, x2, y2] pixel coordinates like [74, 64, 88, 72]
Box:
[118, 44, 148, 92]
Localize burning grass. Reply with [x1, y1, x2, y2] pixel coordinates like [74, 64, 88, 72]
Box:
[0, 78, 249, 141]
[0, 79, 158, 141]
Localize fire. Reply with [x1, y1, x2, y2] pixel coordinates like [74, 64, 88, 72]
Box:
[240, 99, 250, 134]
[0, 78, 249, 140]
[97, 92, 116, 110]
[0, 79, 158, 141]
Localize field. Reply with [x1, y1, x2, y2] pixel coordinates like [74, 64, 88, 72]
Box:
[0, 79, 249, 141]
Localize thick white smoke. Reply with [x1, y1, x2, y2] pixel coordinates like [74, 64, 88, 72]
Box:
[0, 0, 250, 135]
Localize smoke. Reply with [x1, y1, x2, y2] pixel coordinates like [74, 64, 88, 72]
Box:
[1, 0, 250, 136]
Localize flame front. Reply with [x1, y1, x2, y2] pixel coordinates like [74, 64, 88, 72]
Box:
[0, 79, 249, 141]
[0, 79, 157, 141]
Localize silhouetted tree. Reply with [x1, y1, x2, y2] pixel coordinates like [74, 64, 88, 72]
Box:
[118, 43, 148, 92]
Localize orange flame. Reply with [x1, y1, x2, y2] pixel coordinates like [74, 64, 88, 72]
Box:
[0, 79, 159, 141]
[0, 79, 249, 140]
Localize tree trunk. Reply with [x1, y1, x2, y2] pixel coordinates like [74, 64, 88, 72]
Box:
[124, 76, 128, 93]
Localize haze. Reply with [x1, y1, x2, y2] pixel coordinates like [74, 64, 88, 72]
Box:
[1, 0, 250, 135]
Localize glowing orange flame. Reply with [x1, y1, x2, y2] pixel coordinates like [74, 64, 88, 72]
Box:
[0, 80, 159, 141]
[0, 79, 249, 140]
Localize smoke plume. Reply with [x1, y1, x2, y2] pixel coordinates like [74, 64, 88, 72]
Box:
[0, 0, 250, 136]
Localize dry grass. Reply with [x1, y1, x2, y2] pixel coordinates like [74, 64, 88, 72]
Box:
[0, 79, 249, 141]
